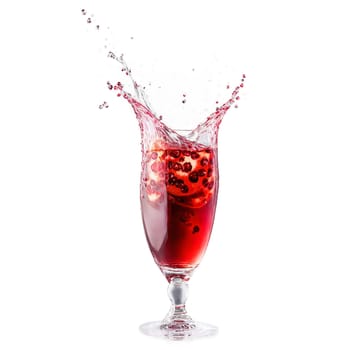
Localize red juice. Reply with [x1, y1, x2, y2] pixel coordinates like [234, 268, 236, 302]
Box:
[141, 147, 218, 271]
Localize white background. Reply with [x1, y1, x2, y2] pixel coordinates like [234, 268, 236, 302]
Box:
[1, 0, 349, 349]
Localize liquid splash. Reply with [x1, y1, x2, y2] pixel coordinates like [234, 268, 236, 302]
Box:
[81, 9, 245, 151]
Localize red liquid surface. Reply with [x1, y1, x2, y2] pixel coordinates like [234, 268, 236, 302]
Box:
[141, 146, 218, 270]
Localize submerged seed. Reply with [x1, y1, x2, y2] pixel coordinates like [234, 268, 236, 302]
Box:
[189, 171, 198, 183]
[183, 162, 192, 172]
[192, 225, 200, 234]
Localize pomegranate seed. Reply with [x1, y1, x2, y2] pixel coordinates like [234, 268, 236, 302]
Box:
[192, 225, 200, 234]
[183, 162, 192, 172]
[200, 158, 209, 166]
[173, 162, 182, 171]
[189, 171, 199, 183]
[151, 162, 164, 172]
[169, 150, 181, 158]
[175, 179, 184, 188]
[198, 168, 206, 177]
[191, 151, 200, 160]
[168, 176, 177, 185]
[181, 185, 189, 193]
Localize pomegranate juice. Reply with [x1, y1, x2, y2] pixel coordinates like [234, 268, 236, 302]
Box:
[141, 146, 218, 270]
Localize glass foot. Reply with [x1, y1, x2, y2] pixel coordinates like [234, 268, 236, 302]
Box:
[139, 320, 218, 340]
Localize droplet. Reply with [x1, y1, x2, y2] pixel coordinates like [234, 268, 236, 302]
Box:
[107, 51, 116, 59]
[81, 9, 87, 15]
[98, 101, 109, 109]
[87, 18, 92, 24]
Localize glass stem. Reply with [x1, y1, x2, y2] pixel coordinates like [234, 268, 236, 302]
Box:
[161, 277, 194, 329]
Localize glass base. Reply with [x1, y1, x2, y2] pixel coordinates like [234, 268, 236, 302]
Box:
[139, 320, 218, 340]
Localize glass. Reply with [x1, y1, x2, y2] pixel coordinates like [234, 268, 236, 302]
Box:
[79, 7, 244, 341]
[138, 125, 220, 340]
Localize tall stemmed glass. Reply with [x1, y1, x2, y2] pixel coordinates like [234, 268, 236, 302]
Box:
[79, 6, 244, 341]
[137, 103, 222, 339]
